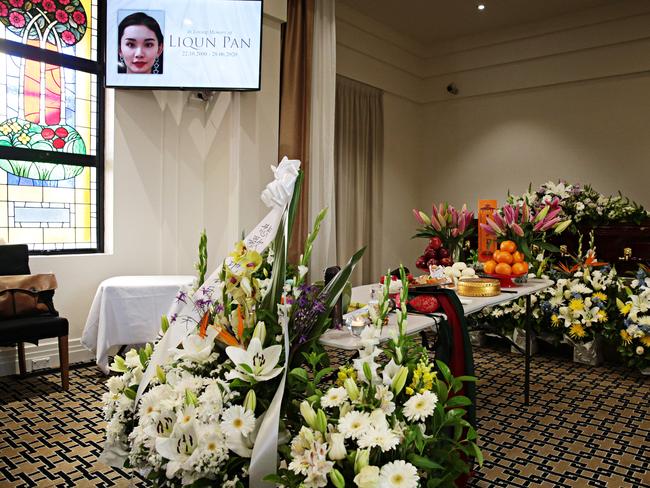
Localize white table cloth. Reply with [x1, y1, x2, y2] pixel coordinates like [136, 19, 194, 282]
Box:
[81, 275, 195, 373]
[319, 279, 553, 350]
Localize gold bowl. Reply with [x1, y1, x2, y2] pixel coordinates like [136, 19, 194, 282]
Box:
[456, 278, 501, 297]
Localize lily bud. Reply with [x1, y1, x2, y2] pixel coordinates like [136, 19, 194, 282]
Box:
[315, 409, 328, 434]
[330, 468, 346, 488]
[339, 401, 352, 417]
[252, 321, 266, 345]
[534, 205, 550, 223]
[244, 389, 257, 413]
[554, 220, 572, 234]
[300, 401, 317, 429]
[511, 223, 524, 237]
[161, 314, 170, 333]
[156, 365, 166, 384]
[391, 366, 409, 395]
[396, 347, 403, 365]
[362, 362, 373, 383]
[328, 433, 347, 461]
[418, 211, 431, 225]
[109, 355, 127, 373]
[412, 209, 425, 225]
[344, 378, 359, 401]
[354, 448, 370, 474]
[185, 389, 198, 407]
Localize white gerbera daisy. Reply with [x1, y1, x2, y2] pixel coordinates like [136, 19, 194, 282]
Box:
[220, 405, 255, 437]
[321, 387, 348, 409]
[338, 411, 371, 440]
[379, 460, 419, 488]
[358, 425, 400, 452]
[403, 390, 437, 422]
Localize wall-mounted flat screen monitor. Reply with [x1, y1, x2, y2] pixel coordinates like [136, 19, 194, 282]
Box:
[105, 0, 262, 90]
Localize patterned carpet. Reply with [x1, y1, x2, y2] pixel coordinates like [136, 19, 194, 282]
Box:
[0, 346, 648, 487]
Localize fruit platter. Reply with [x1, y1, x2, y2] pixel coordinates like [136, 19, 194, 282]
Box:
[481, 240, 529, 287]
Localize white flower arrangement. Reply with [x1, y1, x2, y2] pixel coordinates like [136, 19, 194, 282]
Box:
[543, 250, 616, 343]
[616, 269, 650, 370]
[100, 161, 368, 486]
[275, 268, 482, 488]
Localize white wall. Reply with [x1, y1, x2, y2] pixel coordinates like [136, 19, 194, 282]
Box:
[420, 0, 650, 211]
[1, 1, 287, 375]
[336, 0, 650, 276]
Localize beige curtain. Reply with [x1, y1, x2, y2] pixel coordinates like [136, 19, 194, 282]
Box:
[278, 0, 314, 264]
[309, 0, 337, 282]
[335, 76, 383, 285]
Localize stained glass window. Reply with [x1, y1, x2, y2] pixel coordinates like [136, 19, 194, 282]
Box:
[0, 0, 102, 253]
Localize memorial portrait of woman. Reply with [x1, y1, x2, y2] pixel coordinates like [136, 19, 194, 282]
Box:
[117, 12, 164, 74]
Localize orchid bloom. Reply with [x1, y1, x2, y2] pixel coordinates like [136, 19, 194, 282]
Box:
[225, 337, 283, 383]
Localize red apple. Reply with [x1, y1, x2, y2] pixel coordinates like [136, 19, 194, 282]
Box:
[415, 256, 428, 270]
[429, 237, 442, 250]
[438, 248, 450, 259]
[424, 249, 436, 261]
[427, 258, 439, 268]
[440, 257, 453, 266]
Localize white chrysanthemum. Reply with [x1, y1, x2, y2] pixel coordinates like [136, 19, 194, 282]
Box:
[220, 405, 255, 437]
[107, 376, 126, 394]
[403, 390, 438, 422]
[379, 460, 419, 488]
[338, 411, 371, 440]
[321, 387, 348, 409]
[358, 425, 400, 452]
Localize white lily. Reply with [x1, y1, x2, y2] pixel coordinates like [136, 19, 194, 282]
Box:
[155, 423, 199, 479]
[381, 359, 401, 387]
[177, 326, 218, 363]
[225, 338, 283, 383]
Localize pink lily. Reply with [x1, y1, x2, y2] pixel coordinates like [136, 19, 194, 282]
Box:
[522, 201, 530, 223]
[511, 223, 525, 237]
[504, 206, 515, 226]
[413, 209, 425, 225]
[533, 219, 546, 232]
[480, 223, 495, 234]
[437, 212, 447, 230]
[492, 212, 505, 228]
[432, 204, 438, 219]
[451, 208, 458, 228]
[540, 216, 561, 232]
[430, 216, 442, 231]
[486, 217, 505, 235]
[545, 207, 561, 222]
[458, 213, 466, 233]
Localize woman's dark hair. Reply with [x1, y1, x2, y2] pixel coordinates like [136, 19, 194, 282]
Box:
[117, 12, 164, 74]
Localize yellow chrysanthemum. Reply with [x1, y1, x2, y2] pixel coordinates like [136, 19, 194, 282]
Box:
[592, 292, 607, 302]
[551, 314, 561, 327]
[569, 298, 584, 311]
[640, 335, 650, 347]
[596, 310, 608, 323]
[9, 122, 21, 132]
[620, 330, 633, 345]
[569, 323, 587, 339]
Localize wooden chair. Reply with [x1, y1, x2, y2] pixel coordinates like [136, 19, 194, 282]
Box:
[0, 244, 69, 390]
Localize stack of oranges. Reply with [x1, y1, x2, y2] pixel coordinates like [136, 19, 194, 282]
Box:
[483, 240, 528, 276]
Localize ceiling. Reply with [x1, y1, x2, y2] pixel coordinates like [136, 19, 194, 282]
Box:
[338, 0, 620, 45]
